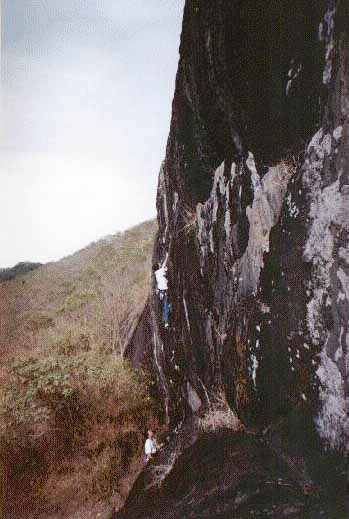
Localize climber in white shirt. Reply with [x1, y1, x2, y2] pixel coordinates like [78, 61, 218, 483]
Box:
[144, 430, 159, 462]
[153, 252, 169, 290]
[153, 253, 170, 328]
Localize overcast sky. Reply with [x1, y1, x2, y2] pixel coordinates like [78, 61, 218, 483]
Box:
[0, 0, 184, 267]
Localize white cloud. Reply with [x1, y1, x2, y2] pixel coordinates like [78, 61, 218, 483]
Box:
[0, 152, 157, 266]
[1, 1, 184, 266]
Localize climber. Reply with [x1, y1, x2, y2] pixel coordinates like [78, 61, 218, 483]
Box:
[144, 429, 159, 462]
[153, 253, 170, 328]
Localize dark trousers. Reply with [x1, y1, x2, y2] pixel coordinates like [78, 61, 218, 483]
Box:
[159, 290, 170, 325]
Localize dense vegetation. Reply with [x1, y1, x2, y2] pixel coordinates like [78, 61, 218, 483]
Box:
[0, 262, 42, 282]
[0, 220, 159, 518]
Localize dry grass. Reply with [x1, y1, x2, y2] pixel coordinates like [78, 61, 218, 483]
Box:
[149, 451, 176, 488]
[0, 219, 159, 518]
[198, 390, 244, 433]
[0, 349, 157, 516]
[270, 157, 298, 188]
[178, 204, 198, 236]
[280, 157, 298, 178]
[0, 219, 157, 362]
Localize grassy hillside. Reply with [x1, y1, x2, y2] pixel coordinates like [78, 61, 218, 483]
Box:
[0, 219, 159, 518]
[0, 219, 157, 358]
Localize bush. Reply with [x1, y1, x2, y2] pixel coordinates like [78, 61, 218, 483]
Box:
[56, 289, 96, 315]
[0, 348, 157, 516]
[198, 391, 244, 433]
[150, 452, 176, 488]
[0, 220, 158, 516]
[179, 204, 198, 236]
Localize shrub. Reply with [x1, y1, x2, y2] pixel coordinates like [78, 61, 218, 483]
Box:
[271, 157, 298, 189]
[198, 390, 244, 433]
[149, 451, 176, 488]
[56, 289, 96, 315]
[0, 348, 158, 515]
[0, 220, 158, 516]
[178, 204, 198, 236]
[28, 313, 55, 332]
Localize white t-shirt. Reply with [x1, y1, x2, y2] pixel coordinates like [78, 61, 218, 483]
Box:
[144, 438, 157, 456]
[155, 266, 168, 291]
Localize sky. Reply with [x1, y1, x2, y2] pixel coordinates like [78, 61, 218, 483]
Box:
[0, 0, 185, 267]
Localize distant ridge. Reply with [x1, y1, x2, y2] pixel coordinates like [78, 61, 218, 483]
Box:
[0, 262, 42, 282]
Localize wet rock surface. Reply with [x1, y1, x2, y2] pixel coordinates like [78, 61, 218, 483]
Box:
[124, 0, 348, 517]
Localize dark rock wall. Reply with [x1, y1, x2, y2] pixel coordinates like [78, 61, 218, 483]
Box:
[126, 0, 348, 450]
[119, 428, 345, 519]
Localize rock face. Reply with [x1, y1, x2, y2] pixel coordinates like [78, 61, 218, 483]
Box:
[128, 0, 348, 449]
[118, 428, 344, 519]
[124, 2, 348, 514]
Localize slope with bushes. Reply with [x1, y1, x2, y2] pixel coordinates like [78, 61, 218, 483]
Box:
[0, 219, 159, 518]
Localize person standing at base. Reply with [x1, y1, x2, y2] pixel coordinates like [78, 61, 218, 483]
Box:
[144, 429, 159, 462]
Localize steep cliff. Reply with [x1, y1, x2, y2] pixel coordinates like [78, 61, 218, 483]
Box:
[123, 1, 348, 516]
